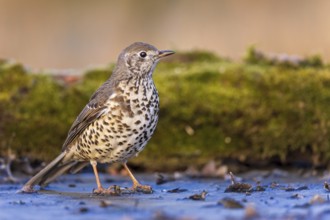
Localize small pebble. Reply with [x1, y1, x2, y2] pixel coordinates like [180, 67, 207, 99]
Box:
[189, 190, 207, 201]
[218, 197, 244, 209]
[79, 207, 88, 213]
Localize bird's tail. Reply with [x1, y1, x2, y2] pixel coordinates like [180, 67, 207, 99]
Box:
[21, 152, 88, 193]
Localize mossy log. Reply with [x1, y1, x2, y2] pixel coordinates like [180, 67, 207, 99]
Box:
[1, 50, 330, 170]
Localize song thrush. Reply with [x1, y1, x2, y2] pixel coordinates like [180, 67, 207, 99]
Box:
[21, 42, 174, 194]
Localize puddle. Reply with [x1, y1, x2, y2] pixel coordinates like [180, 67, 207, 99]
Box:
[1, 172, 330, 220]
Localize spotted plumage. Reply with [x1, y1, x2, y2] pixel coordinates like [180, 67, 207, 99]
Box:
[72, 77, 159, 163]
[22, 42, 174, 193]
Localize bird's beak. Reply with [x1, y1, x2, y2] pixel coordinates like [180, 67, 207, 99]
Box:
[157, 50, 175, 59]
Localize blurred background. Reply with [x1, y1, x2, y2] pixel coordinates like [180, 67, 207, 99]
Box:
[0, 0, 330, 69]
[2, 0, 330, 174]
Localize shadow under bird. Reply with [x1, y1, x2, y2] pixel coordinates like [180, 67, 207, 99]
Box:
[21, 42, 174, 194]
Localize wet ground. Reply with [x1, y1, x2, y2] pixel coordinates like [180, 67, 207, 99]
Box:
[1, 170, 330, 220]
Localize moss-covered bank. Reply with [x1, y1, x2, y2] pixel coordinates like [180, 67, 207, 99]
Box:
[1, 50, 330, 170]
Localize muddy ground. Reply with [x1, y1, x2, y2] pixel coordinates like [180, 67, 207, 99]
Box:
[1, 170, 330, 220]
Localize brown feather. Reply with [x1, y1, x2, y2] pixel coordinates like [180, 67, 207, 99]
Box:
[62, 80, 115, 151]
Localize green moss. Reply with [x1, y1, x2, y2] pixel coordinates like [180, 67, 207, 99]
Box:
[244, 46, 324, 68]
[1, 50, 330, 170]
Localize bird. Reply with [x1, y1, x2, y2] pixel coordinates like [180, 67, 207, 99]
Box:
[21, 42, 174, 194]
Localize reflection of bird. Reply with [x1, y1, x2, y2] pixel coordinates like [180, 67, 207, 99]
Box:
[22, 42, 174, 194]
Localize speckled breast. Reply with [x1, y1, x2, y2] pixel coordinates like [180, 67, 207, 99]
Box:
[72, 78, 159, 163]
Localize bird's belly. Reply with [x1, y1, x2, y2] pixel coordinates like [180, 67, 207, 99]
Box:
[72, 108, 158, 164]
[70, 79, 159, 164]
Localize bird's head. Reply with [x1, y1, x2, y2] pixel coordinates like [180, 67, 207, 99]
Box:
[116, 42, 174, 78]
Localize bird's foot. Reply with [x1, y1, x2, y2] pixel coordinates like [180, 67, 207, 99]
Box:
[92, 185, 121, 196]
[106, 185, 122, 196]
[93, 184, 152, 195]
[132, 184, 153, 194]
[93, 186, 107, 194]
[108, 184, 153, 194]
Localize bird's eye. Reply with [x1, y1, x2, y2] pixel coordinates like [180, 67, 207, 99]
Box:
[139, 51, 147, 58]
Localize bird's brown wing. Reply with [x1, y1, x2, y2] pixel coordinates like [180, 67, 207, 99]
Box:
[62, 80, 114, 151]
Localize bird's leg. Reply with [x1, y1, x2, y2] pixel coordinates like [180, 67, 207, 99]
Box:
[123, 163, 153, 194]
[91, 161, 121, 195]
[91, 161, 106, 194]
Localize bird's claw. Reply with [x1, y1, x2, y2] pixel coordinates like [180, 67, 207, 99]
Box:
[93, 185, 121, 196]
[93, 184, 153, 195]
